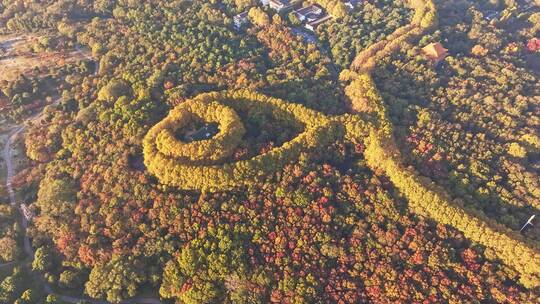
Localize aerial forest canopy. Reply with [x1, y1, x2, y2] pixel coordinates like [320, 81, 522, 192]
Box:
[143, 90, 349, 191]
[0, 0, 539, 303]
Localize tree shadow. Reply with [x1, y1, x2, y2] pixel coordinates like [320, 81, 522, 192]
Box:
[372, 56, 540, 241]
[259, 77, 347, 115]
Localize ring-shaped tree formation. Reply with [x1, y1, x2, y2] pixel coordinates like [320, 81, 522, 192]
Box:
[143, 90, 342, 191]
[154, 100, 245, 163]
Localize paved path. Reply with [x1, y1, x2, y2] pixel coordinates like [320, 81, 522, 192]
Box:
[0, 261, 15, 269]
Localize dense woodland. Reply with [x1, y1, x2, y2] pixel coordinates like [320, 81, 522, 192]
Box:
[319, 0, 413, 68]
[0, 0, 538, 303]
[373, 0, 540, 240]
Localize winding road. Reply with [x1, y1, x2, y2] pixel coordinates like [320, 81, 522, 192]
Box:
[0, 261, 15, 269]
[1, 45, 162, 304]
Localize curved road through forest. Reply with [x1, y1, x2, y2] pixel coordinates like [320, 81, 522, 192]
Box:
[2, 45, 161, 304]
[0, 261, 15, 269]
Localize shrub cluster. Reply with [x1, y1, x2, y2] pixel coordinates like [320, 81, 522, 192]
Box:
[409, 0, 438, 29]
[312, 0, 347, 19]
[334, 114, 371, 143]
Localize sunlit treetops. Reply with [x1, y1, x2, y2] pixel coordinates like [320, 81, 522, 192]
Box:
[154, 100, 246, 163]
[352, 74, 540, 288]
[335, 0, 540, 288]
[143, 90, 364, 191]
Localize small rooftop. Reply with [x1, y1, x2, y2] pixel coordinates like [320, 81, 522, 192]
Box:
[269, 0, 299, 12]
[184, 124, 219, 142]
[305, 14, 332, 31]
[234, 11, 249, 29]
[20, 203, 34, 221]
[295, 5, 323, 15]
[270, 0, 292, 5]
[294, 5, 324, 21]
[235, 11, 249, 19]
[345, 0, 362, 10]
[422, 42, 448, 63]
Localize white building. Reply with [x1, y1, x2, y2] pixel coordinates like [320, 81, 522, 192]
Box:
[344, 0, 362, 11]
[293, 5, 324, 22]
[234, 11, 249, 29]
[20, 204, 34, 221]
[305, 15, 332, 32]
[268, 0, 299, 13]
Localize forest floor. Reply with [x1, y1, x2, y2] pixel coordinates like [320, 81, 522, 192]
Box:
[0, 34, 91, 81]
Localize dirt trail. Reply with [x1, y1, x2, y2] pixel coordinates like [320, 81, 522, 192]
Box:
[0, 35, 93, 81]
[0, 261, 15, 269]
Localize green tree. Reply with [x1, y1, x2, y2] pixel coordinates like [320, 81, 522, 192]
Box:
[45, 294, 59, 304]
[160, 225, 260, 304]
[288, 12, 301, 26]
[0, 237, 21, 262]
[35, 177, 77, 236]
[59, 269, 87, 290]
[32, 247, 55, 273]
[235, 0, 256, 11]
[85, 257, 146, 303]
[97, 79, 132, 101]
[18, 288, 40, 303]
[0, 267, 25, 303]
[508, 142, 527, 158]
[248, 7, 270, 27]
